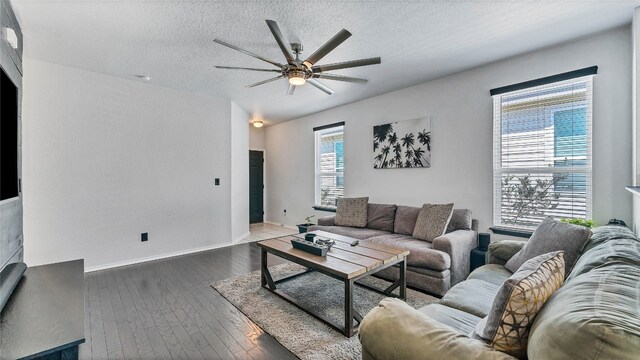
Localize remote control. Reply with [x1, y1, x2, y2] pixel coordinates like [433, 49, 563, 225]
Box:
[350, 240, 359, 246]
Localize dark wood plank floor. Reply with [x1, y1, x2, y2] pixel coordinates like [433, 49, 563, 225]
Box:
[79, 242, 298, 360]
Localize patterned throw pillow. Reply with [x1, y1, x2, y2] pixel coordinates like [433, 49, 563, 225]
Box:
[473, 251, 565, 358]
[334, 197, 369, 228]
[412, 203, 454, 242]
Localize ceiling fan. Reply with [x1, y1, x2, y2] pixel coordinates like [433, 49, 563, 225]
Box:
[213, 20, 381, 95]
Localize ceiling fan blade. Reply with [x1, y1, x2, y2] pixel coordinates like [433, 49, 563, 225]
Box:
[303, 29, 351, 67]
[246, 75, 285, 88]
[312, 57, 381, 73]
[287, 84, 296, 96]
[213, 39, 283, 68]
[313, 73, 368, 83]
[307, 79, 335, 95]
[265, 20, 295, 64]
[216, 66, 281, 73]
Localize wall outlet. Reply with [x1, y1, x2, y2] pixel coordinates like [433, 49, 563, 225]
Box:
[215, 178, 220, 186]
[284, 209, 287, 216]
[141, 232, 148, 242]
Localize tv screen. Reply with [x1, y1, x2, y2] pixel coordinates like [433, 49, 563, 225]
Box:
[1, 66, 18, 201]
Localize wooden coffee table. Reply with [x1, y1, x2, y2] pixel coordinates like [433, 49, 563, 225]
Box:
[257, 230, 410, 337]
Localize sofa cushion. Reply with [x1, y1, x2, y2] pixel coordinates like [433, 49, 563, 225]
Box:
[308, 225, 389, 240]
[473, 251, 565, 358]
[366, 203, 397, 232]
[365, 234, 450, 271]
[467, 264, 513, 286]
[505, 217, 591, 275]
[441, 279, 501, 318]
[568, 225, 640, 281]
[393, 205, 421, 235]
[418, 303, 483, 335]
[334, 197, 369, 228]
[413, 203, 454, 242]
[529, 259, 640, 360]
[446, 209, 473, 233]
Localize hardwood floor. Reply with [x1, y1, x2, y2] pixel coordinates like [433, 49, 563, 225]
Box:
[80, 241, 298, 360]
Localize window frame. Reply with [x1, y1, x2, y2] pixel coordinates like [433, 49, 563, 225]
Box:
[492, 75, 593, 230]
[314, 123, 345, 208]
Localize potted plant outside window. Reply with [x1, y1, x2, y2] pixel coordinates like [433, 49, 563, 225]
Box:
[297, 215, 315, 233]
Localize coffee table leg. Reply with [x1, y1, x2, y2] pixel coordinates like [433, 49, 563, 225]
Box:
[261, 248, 267, 288]
[261, 248, 276, 290]
[345, 279, 354, 337]
[399, 259, 407, 300]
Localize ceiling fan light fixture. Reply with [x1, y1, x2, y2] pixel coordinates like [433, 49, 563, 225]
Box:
[287, 70, 307, 86]
[288, 76, 306, 86]
[253, 120, 264, 128]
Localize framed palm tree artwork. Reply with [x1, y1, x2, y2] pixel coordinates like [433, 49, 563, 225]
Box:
[373, 117, 431, 169]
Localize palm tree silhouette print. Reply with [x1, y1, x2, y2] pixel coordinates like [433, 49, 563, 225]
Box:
[374, 121, 431, 168]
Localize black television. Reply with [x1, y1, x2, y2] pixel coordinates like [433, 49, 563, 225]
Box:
[0, 64, 25, 314]
[1, 65, 18, 201]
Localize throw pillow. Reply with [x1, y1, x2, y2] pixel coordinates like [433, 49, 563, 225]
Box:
[412, 203, 454, 242]
[366, 203, 397, 232]
[334, 197, 369, 228]
[473, 251, 565, 358]
[446, 208, 473, 233]
[393, 205, 421, 235]
[505, 217, 591, 275]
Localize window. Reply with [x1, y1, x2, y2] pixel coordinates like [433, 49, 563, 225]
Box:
[492, 73, 593, 229]
[314, 123, 344, 207]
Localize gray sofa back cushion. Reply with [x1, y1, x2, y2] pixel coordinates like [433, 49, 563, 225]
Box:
[527, 225, 640, 360]
[393, 205, 421, 235]
[366, 203, 397, 232]
[505, 217, 591, 275]
[446, 209, 472, 233]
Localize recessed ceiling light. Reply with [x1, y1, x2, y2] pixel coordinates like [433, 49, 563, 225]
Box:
[134, 74, 151, 81]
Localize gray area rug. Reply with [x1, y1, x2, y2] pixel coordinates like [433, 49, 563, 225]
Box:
[212, 263, 437, 360]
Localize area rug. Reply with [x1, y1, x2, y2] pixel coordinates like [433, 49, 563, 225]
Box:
[212, 263, 437, 359]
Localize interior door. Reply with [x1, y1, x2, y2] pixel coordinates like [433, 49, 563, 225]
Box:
[249, 150, 264, 224]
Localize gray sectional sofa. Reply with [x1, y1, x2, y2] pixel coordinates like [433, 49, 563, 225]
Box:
[358, 225, 640, 359]
[309, 203, 478, 296]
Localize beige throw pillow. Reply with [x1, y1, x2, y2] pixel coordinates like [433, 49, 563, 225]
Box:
[412, 203, 454, 242]
[334, 197, 369, 228]
[473, 251, 565, 358]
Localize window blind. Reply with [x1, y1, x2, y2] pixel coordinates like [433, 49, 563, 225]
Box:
[315, 124, 344, 207]
[493, 76, 593, 229]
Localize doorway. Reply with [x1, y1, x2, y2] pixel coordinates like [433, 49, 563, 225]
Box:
[249, 150, 264, 224]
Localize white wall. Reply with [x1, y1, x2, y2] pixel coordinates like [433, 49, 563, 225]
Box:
[266, 26, 633, 231]
[249, 125, 266, 150]
[632, 8, 640, 235]
[231, 103, 249, 242]
[22, 59, 246, 270]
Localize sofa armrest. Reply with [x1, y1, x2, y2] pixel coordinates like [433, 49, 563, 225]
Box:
[432, 229, 477, 286]
[317, 215, 335, 226]
[487, 239, 527, 265]
[359, 298, 517, 360]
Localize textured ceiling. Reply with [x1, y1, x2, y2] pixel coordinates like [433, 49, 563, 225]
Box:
[12, 0, 640, 124]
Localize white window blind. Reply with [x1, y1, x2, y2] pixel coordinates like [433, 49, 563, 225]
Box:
[315, 124, 344, 207]
[493, 76, 592, 229]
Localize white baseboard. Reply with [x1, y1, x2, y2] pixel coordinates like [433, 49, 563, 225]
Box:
[232, 231, 251, 244]
[264, 221, 297, 230]
[84, 241, 236, 273]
